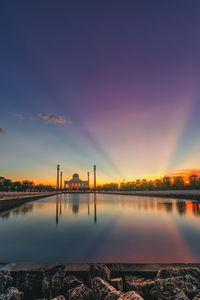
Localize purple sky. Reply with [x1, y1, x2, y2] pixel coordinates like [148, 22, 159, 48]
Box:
[0, 1, 200, 184]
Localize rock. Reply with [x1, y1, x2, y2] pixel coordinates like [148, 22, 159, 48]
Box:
[121, 291, 144, 300]
[150, 275, 200, 300]
[125, 275, 155, 297]
[51, 267, 66, 292]
[15, 270, 43, 298]
[110, 278, 123, 291]
[193, 293, 200, 300]
[51, 296, 66, 300]
[63, 275, 83, 291]
[67, 284, 93, 300]
[89, 264, 111, 283]
[157, 267, 200, 280]
[91, 277, 122, 300]
[42, 265, 65, 298]
[0, 272, 13, 294]
[0, 287, 24, 300]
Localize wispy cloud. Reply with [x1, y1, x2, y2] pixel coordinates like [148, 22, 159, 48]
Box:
[0, 128, 6, 134]
[39, 113, 71, 124]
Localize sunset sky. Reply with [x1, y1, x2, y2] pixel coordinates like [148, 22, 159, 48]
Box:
[0, 1, 200, 185]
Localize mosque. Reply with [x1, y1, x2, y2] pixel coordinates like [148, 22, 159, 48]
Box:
[56, 165, 96, 190]
[64, 173, 89, 189]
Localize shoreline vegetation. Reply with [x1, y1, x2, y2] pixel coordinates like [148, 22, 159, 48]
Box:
[97, 174, 200, 192]
[0, 177, 55, 192]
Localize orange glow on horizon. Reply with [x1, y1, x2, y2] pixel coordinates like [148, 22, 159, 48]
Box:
[4, 167, 200, 186]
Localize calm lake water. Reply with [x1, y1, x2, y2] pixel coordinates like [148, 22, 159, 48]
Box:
[0, 193, 200, 263]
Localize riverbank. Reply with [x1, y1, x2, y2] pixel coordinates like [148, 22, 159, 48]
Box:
[0, 263, 200, 299]
[0, 192, 60, 213]
[101, 190, 200, 201]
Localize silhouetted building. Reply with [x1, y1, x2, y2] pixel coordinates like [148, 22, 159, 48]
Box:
[64, 173, 89, 190]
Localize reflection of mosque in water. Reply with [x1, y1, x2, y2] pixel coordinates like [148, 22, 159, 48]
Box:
[56, 194, 62, 225]
[54, 196, 200, 225]
[0, 196, 199, 223]
[55, 193, 97, 225]
[54, 193, 200, 226]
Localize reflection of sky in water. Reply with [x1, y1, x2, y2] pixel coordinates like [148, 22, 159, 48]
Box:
[0, 194, 200, 262]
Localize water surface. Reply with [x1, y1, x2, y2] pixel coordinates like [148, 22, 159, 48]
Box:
[0, 193, 200, 262]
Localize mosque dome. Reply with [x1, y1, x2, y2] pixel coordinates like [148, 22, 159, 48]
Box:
[73, 173, 79, 179]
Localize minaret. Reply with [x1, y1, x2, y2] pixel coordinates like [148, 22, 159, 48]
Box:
[57, 164, 60, 191]
[93, 165, 96, 192]
[60, 171, 63, 190]
[87, 171, 90, 188]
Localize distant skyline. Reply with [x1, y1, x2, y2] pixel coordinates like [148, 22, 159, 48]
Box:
[1, 1, 200, 185]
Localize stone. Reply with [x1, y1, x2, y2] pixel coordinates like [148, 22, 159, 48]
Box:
[125, 275, 155, 297]
[110, 278, 123, 291]
[51, 296, 66, 300]
[63, 275, 83, 291]
[42, 265, 65, 298]
[0, 287, 24, 300]
[91, 277, 122, 300]
[51, 267, 66, 292]
[89, 264, 111, 283]
[193, 293, 200, 300]
[150, 275, 200, 299]
[121, 291, 144, 300]
[67, 284, 93, 300]
[157, 267, 200, 280]
[15, 270, 43, 298]
[0, 272, 13, 294]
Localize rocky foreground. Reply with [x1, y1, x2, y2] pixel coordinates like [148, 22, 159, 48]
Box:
[0, 264, 200, 300]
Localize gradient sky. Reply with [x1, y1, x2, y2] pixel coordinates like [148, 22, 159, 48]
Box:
[0, 0, 200, 185]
